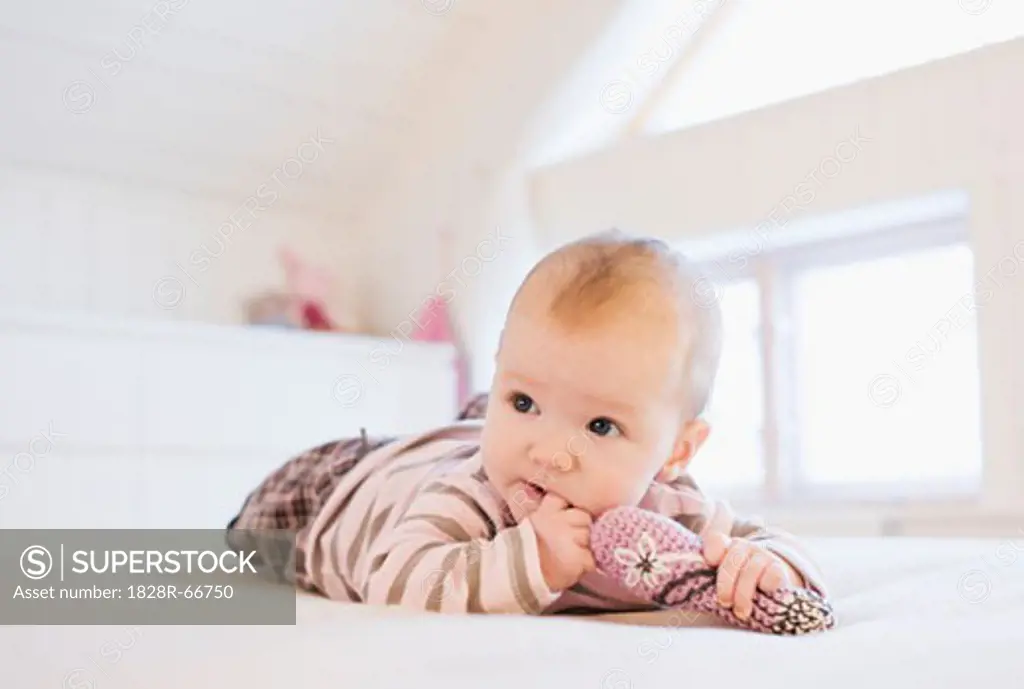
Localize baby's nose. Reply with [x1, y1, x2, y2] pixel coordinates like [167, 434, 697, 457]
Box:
[529, 439, 578, 473]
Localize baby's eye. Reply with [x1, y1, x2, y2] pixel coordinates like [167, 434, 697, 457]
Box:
[587, 417, 621, 437]
[510, 393, 537, 414]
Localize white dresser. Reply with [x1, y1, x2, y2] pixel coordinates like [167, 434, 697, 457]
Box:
[0, 311, 458, 529]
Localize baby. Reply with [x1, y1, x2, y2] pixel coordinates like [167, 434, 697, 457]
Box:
[227, 230, 827, 620]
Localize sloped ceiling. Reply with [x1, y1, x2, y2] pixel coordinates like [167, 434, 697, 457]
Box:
[2, 0, 725, 252]
[641, 0, 1024, 135]
[0, 0, 493, 218]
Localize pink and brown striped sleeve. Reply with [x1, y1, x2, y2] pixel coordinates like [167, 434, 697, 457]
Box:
[362, 473, 559, 614]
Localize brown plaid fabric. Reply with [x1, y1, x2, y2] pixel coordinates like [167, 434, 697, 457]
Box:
[224, 393, 490, 591]
[226, 430, 398, 590]
[456, 392, 489, 420]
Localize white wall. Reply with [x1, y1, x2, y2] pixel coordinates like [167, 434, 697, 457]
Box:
[527, 38, 1024, 532]
[0, 0, 481, 330]
[0, 165, 355, 326]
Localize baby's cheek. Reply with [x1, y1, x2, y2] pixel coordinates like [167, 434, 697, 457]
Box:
[480, 419, 510, 464]
[591, 468, 650, 514]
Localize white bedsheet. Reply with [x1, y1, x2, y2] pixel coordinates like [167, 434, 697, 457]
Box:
[6, 536, 1024, 688]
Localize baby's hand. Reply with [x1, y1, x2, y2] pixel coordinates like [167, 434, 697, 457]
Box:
[702, 532, 802, 621]
[529, 493, 596, 591]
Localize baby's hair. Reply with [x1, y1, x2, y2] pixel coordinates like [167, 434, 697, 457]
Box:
[511, 229, 723, 417]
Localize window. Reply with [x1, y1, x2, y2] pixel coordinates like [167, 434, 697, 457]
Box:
[687, 218, 984, 501]
[689, 279, 764, 489]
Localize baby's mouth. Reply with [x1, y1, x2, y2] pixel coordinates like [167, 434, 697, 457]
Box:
[524, 481, 547, 499]
[516, 480, 579, 511]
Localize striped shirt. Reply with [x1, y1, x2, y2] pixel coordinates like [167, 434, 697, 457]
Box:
[300, 420, 827, 614]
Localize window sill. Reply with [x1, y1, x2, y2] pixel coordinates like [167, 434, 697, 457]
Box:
[728, 498, 1021, 538]
[706, 477, 982, 505]
[697, 478, 1024, 536]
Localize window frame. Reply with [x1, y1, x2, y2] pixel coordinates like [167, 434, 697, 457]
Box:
[691, 212, 982, 506]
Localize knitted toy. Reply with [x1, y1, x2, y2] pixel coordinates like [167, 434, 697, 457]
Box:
[591, 506, 836, 635]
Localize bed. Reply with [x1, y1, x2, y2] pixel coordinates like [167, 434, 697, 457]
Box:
[6, 535, 1023, 688]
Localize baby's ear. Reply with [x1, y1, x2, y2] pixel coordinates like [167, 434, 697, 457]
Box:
[657, 418, 711, 482]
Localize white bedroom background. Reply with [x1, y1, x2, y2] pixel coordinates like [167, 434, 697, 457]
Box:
[529, 35, 1024, 536]
[0, 0, 500, 530]
[3, 0, 1023, 539]
[0, 0, 667, 532]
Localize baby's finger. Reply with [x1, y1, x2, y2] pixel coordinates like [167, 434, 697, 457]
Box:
[717, 542, 752, 608]
[732, 551, 771, 621]
[759, 560, 789, 593]
[702, 531, 730, 566]
[562, 508, 592, 527]
[571, 526, 591, 548]
[538, 493, 570, 514]
[702, 499, 736, 537]
[581, 550, 597, 573]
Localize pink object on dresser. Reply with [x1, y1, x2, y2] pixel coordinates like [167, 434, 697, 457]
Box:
[410, 295, 471, 409]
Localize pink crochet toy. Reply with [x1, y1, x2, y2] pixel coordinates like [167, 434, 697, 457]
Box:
[591, 506, 836, 635]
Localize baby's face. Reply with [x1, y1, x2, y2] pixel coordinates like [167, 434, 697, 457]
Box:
[481, 296, 693, 523]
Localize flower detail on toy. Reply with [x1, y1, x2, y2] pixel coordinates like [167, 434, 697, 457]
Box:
[613, 531, 704, 589]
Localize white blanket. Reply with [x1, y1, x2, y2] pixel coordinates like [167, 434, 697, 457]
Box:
[7, 536, 1024, 688]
